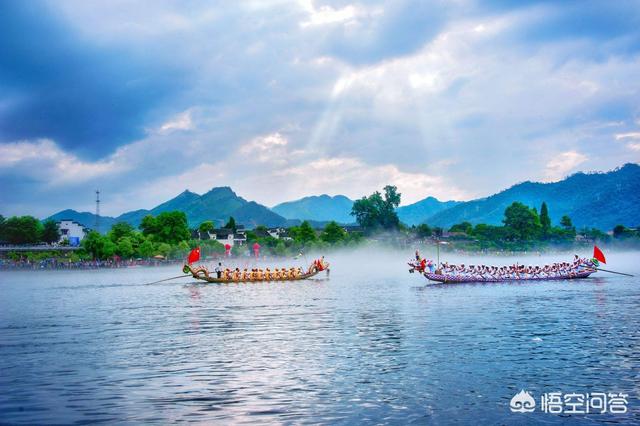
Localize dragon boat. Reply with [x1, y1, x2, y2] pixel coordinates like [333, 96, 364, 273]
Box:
[408, 259, 597, 284]
[183, 261, 329, 283]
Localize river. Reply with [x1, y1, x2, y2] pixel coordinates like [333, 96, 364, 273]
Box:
[1, 250, 638, 424]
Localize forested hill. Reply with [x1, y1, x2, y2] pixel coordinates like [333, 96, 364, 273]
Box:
[425, 163, 640, 230]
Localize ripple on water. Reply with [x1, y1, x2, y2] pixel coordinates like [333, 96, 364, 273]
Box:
[0, 256, 639, 424]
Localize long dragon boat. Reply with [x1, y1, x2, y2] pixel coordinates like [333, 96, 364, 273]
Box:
[408, 258, 597, 284]
[183, 261, 329, 283]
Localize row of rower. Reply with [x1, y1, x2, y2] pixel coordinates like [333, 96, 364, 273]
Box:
[436, 257, 594, 279]
[218, 267, 309, 281]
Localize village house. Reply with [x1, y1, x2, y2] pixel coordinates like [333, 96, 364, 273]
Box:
[193, 225, 247, 247]
[56, 220, 90, 245]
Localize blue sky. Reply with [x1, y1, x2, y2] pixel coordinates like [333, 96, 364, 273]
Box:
[1, 0, 639, 217]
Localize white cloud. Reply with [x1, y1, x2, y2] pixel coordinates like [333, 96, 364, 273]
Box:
[615, 132, 640, 140]
[299, 1, 359, 28]
[239, 132, 298, 165]
[627, 142, 640, 151]
[544, 151, 588, 181]
[0, 139, 128, 186]
[158, 110, 194, 134]
[4, 1, 640, 217]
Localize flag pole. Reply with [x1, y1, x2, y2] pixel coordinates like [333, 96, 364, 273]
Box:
[435, 237, 441, 274]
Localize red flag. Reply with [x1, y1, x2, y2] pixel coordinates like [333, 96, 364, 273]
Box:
[187, 247, 201, 264]
[593, 245, 606, 264]
[253, 242, 261, 258]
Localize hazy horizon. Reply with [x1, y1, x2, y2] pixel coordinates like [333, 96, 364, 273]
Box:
[7, 161, 639, 220]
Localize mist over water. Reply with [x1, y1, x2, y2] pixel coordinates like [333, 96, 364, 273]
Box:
[1, 248, 639, 424]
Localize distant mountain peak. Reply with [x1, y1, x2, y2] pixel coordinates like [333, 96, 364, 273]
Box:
[205, 186, 235, 195]
[272, 194, 355, 223]
[397, 196, 461, 225]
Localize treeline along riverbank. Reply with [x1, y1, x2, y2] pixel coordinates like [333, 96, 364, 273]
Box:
[1, 186, 639, 268]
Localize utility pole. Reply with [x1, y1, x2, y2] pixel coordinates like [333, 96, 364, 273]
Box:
[95, 190, 101, 233]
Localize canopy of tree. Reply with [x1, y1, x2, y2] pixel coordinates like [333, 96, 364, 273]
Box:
[351, 185, 401, 232]
[140, 211, 190, 244]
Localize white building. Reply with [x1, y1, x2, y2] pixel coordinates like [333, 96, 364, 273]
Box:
[57, 220, 89, 245]
[194, 227, 247, 247]
[213, 229, 236, 246]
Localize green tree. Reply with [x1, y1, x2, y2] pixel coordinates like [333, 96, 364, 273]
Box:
[321, 221, 346, 244]
[116, 237, 134, 258]
[82, 231, 116, 259]
[351, 194, 379, 229]
[157, 243, 172, 257]
[109, 222, 135, 242]
[141, 211, 190, 244]
[539, 202, 551, 236]
[4, 216, 43, 244]
[41, 220, 61, 244]
[140, 215, 158, 236]
[293, 221, 317, 244]
[611, 224, 635, 239]
[503, 202, 542, 241]
[449, 221, 473, 234]
[473, 224, 507, 241]
[380, 185, 401, 229]
[273, 240, 287, 256]
[138, 238, 155, 258]
[199, 220, 214, 235]
[102, 239, 117, 259]
[168, 241, 191, 260]
[350, 185, 401, 232]
[613, 224, 626, 238]
[224, 217, 237, 232]
[560, 215, 573, 230]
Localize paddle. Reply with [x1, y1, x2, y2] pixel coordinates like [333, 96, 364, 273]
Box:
[591, 267, 634, 277]
[581, 264, 634, 277]
[144, 274, 192, 285]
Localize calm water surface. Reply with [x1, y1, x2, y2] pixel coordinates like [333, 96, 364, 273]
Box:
[1, 251, 639, 424]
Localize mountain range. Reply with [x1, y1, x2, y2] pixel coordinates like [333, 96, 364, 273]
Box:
[47, 187, 289, 231]
[45, 163, 640, 232]
[425, 163, 640, 230]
